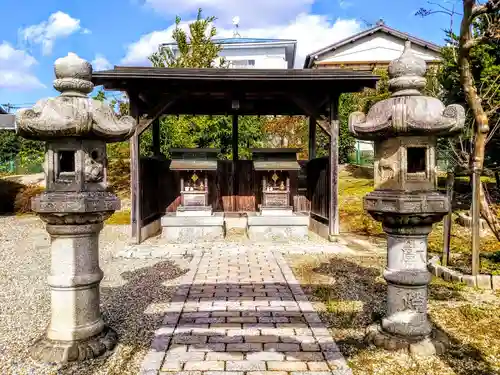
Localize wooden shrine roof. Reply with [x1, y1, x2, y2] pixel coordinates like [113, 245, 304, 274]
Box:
[92, 67, 378, 116]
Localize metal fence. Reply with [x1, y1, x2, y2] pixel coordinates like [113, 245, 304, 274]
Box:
[348, 140, 374, 167]
[0, 156, 43, 175]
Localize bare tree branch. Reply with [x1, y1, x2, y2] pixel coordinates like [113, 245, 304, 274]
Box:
[471, 0, 500, 18]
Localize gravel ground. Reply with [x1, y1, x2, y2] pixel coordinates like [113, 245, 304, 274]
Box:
[0, 215, 190, 375]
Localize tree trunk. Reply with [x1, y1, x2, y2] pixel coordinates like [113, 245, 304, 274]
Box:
[459, 0, 495, 274]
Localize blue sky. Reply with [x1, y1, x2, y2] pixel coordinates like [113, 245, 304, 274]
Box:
[0, 0, 456, 109]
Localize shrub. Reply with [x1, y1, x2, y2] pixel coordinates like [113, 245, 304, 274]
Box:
[106, 210, 131, 225]
[14, 183, 44, 214]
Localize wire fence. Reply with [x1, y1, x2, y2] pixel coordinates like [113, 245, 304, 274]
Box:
[0, 156, 43, 175]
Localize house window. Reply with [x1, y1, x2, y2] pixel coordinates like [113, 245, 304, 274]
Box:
[230, 60, 255, 68]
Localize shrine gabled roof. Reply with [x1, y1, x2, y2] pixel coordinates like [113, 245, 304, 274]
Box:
[92, 67, 378, 116]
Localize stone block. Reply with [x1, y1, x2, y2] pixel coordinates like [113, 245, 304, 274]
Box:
[161, 214, 224, 243]
[476, 274, 492, 289]
[492, 275, 500, 290]
[260, 208, 294, 216]
[450, 271, 462, 283]
[462, 274, 477, 287]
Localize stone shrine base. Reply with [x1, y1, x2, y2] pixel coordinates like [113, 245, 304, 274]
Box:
[365, 324, 447, 356]
[247, 212, 309, 241]
[161, 212, 224, 243]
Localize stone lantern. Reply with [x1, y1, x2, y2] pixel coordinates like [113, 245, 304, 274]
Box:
[349, 42, 465, 355]
[16, 53, 135, 362]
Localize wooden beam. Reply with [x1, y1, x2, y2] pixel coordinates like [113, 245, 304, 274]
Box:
[136, 97, 179, 136]
[308, 116, 316, 160]
[289, 95, 332, 137]
[329, 95, 340, 238]
[152, 118, 161, 157]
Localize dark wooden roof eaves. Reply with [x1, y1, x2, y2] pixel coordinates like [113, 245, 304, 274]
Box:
[170, 160, 218, 171]
[303, 25, 442, 68]
[253, 161, 301, 171]
[92, 67, 378, 84]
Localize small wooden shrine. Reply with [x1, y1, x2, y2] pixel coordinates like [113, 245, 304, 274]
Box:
[169, 148, 219, 214]
[251, 148, 301, 215]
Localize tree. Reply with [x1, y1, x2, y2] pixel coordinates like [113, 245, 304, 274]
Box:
[417, 0, 500, 274]
[262, 116, 308, 158]
[148, 8, 264, 159]
[149, 8, 227, 68]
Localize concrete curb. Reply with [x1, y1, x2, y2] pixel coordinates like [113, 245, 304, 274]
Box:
[427, 255, 499, 289]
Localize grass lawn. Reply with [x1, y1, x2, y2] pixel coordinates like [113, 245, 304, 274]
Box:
[288, 253, 500, 375]
[290, 167, 500, 374]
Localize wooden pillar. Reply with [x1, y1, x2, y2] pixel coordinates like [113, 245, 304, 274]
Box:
[232, 114, 239, 162]
[308, 116, 316, 160]
[152, 117, 161, 157]
[329, 95, 340, 238]
[130, 132, 141, 243]
[232, 114, 239, 209]
[129, 97, 142, 244]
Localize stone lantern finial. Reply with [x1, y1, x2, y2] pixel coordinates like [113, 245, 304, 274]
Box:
[15, 54, 136, 363]
[348, 43, 465, 356]
[388, 41, 427, 97]
[53, 52, 94, 96]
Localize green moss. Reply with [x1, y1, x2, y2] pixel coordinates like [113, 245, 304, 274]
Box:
[106, 210, 131, 225]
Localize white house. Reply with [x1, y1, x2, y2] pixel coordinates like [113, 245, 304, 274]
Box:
[161, 37, 297, 69]
[304, 20, 442, 162]
[303, 20, 441, 70]
[0, 105, 15, 130]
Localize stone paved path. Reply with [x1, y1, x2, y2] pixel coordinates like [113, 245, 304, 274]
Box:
[141, 247, 352, 375]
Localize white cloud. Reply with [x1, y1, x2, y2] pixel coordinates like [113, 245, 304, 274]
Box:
[339, 0, 353, 9]
[144, 0, 315, 28]
[122, 13, 361, 67]
[21, 11, 89, 55]
[92, 54, 113, 71]
[0, 42, 44, 89]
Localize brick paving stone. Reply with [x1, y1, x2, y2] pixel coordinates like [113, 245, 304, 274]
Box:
[285, 352, 325, 361]
[266, 361, 308, 371]
[246, 352, 285, 361]
[245, 335, 280, 343]
[184, 361, 225, 371]
[188, 343, 226, 352]
[307, 362, 330, 371]
[209, 335, 244, 343]
[226, 361, 267, 371]
[206, 352, 244, 361]
[227, 343, 263, 352]
[140, 247, 351, 375]
[264, 343, 300, 352]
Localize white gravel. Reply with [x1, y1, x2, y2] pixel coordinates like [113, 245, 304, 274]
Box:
[0, 215, 190, 375]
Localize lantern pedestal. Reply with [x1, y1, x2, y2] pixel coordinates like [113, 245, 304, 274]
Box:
[364, 191, 448, 355]
[29, 193, 120, 362]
